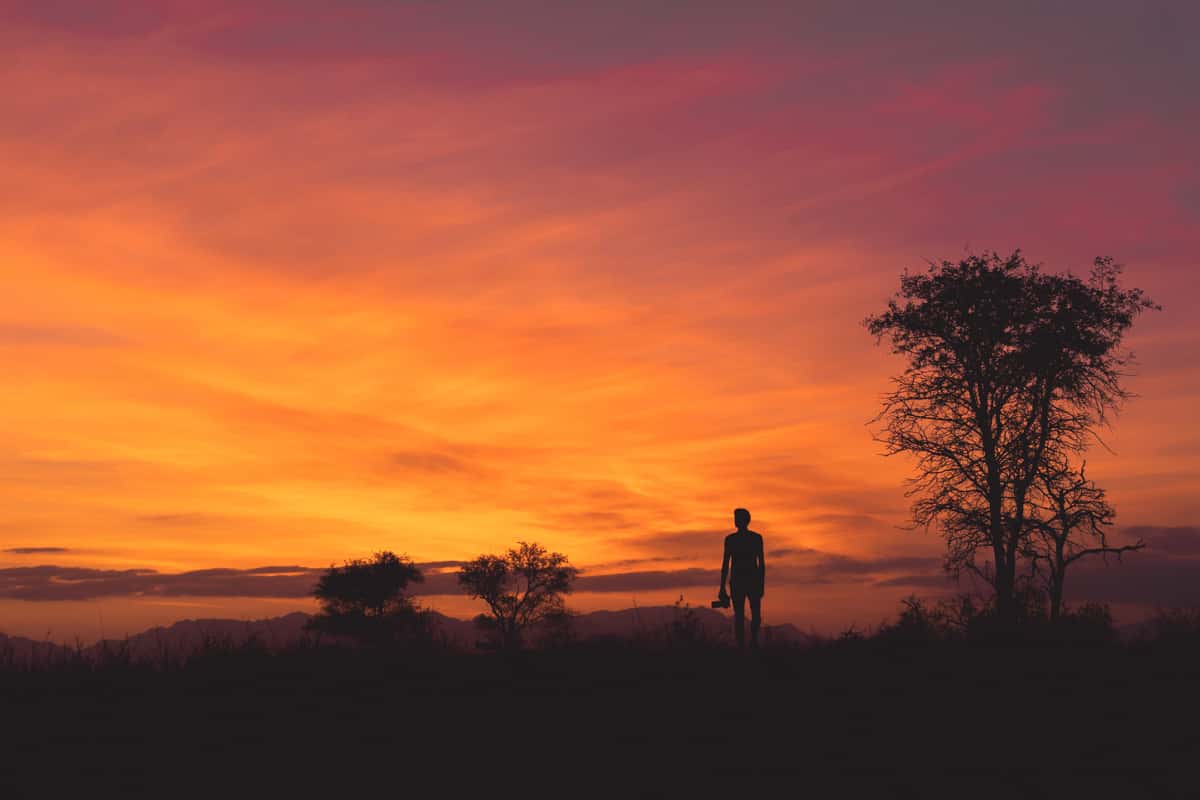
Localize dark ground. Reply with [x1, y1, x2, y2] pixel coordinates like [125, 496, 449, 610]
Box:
[3, 640, 1199, 798]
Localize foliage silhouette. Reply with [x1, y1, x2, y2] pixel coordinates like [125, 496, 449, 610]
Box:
[457, 541, 578, 650]
[1136, 608, 1200, 648]
[865, 251, 1157, 624]
[531, 607, 578, 649]
[877, 592, 1116, 646]
[306, 551, 431, 646]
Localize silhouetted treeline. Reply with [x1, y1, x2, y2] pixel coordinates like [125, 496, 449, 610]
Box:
[5, 602, 1200, 796]
[11, 593, 1200, 675]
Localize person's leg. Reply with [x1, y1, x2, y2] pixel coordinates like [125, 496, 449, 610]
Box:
[732, 589, 747, 650]
[748, 594, 762, 648]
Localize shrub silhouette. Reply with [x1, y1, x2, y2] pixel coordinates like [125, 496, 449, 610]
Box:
[306, 551, 431, 646]
[879, 590, 1117, 646]
[532, 608, 578, 650]
[877, 595, 962, 644]
[1055, 602, 1116, 646]
[1140, 608, 1200, 647]
[457, 541, 577, 650]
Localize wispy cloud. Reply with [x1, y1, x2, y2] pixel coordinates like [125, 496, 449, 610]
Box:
[0, 1, 1195, 633]
[3, 547, 71, 554]
[0, 324, 125, 348]
[1065, 526, 1200, 608]
[0, 565, 321, 601]
[0, 549, 940, 601]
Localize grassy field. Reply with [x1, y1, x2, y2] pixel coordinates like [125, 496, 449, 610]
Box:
[3, 636, 1199, 798]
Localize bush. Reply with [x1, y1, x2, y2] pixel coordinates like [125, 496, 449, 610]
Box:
[306, 551, 432, 648]
[1140, 608, 1200, 647]
[1055, 603, 1116, 645]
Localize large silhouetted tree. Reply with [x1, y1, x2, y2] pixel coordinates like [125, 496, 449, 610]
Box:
[457, 541, 577, 650]
[306, 551, 429, 645]
[866, 252, 1157, 624]
[1025, 459, 1143, 622]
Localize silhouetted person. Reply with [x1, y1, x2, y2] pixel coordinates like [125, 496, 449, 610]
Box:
[719, 508, 765, 650]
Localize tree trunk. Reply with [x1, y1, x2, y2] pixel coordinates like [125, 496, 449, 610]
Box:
[989, 483, 1014, 626]
[993, 560, 1015, 625]
[502, 618, 522, 651]
[1050, 577, 1063, 623]
[992, 512, 1017, 626]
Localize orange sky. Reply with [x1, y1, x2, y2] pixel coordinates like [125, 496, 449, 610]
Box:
[2, 2, 1198, 640]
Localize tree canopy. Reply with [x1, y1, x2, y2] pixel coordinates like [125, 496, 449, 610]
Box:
[307, 551, 428, 645]
[457, 541, 578, 650]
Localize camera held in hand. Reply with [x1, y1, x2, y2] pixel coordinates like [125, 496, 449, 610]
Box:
[712, 592, 730, 609]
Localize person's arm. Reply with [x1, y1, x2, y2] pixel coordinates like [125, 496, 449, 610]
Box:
[719, 540, 730, 598]
[758, 536, 766, 596]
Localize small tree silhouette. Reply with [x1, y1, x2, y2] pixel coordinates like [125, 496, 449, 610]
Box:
[306, 551, 429, 646]
[1025, 459, 1143, 622]
[457, 541, 577, 650]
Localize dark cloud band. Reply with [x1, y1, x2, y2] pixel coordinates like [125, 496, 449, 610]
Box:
[4, 547, 70, 554]
[2, 526, 1188, 606]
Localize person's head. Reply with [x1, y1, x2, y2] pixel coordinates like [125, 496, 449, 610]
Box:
[733, 508, 751, 530]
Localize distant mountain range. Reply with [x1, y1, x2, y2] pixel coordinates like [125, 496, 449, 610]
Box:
[0, 606, 816, 665]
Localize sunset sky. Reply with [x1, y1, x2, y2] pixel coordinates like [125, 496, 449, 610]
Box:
[2, 1, 1197, 641]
